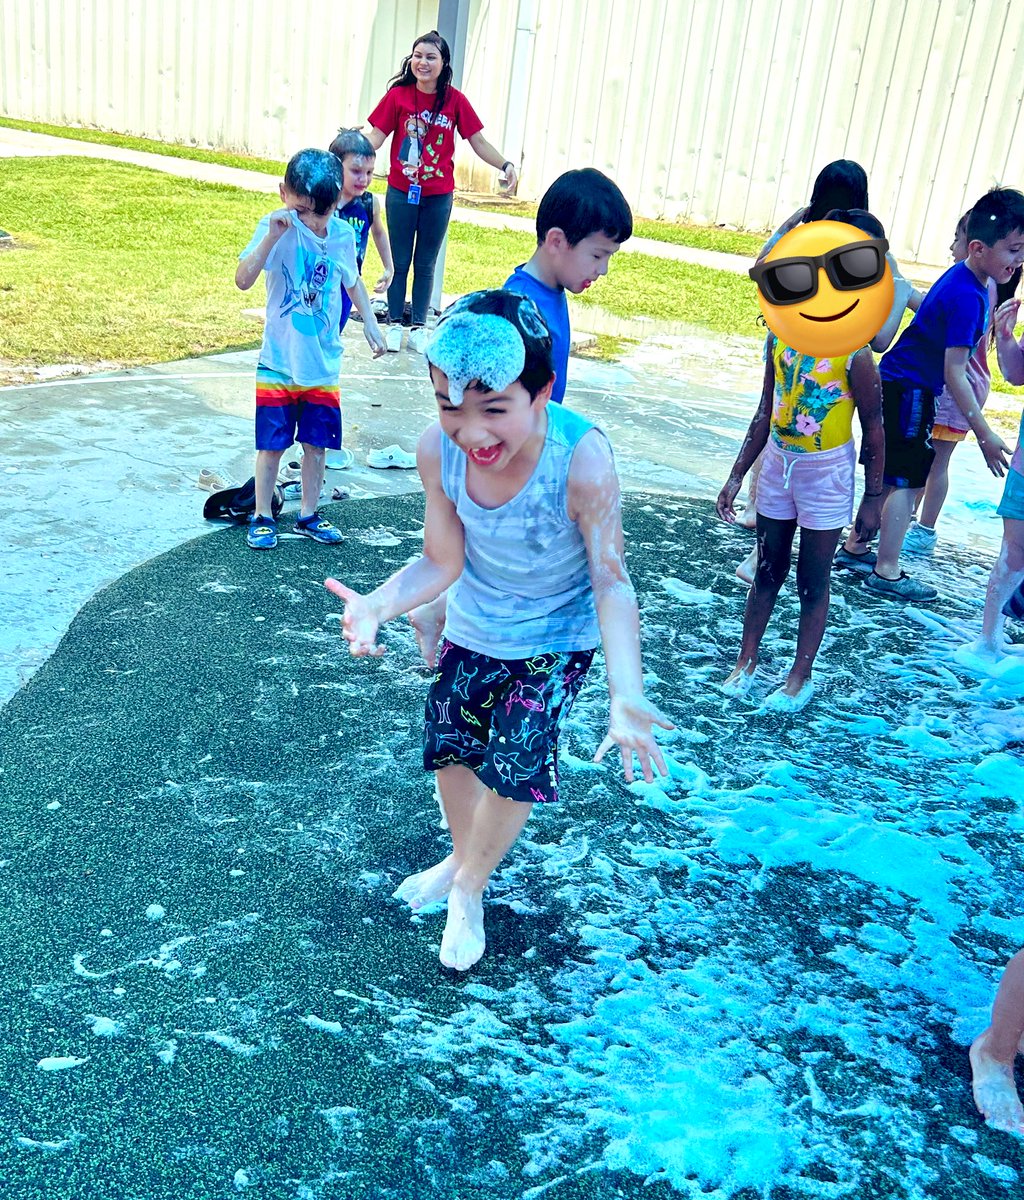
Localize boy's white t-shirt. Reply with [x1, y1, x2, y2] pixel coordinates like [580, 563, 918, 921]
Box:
[241, 211, 358, 387]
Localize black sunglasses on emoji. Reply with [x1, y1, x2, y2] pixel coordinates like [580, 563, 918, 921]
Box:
[749, 238, 890, 306]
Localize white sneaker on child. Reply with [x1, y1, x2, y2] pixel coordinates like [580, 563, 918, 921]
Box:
[902, 522, 937, 556]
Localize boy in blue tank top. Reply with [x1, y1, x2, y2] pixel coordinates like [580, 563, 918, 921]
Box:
[325, 290, 673, 972]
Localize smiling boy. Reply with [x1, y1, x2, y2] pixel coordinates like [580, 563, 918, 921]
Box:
[504, 168, 632, 407]
[841, 187, 1024, 601]
[325, 290, 672, 972]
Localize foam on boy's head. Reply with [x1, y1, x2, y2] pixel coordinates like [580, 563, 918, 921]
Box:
[424, 290, 554, 404]
[283, 148, 343, 216]
[425, 313, 525, 406]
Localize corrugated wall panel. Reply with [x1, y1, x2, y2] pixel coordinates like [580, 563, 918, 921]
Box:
[2, 0, 1024, 266]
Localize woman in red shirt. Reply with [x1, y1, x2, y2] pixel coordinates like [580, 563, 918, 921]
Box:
[366, 30, 518, 350]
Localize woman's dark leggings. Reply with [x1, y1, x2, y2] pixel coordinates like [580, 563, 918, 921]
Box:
[385, 185, 455, 325]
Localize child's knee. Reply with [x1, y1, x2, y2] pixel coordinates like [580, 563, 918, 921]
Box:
[755, 554, 790, 590]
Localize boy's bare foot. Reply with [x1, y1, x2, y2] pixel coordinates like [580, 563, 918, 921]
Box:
[408, 597, 446, 669]
[970, 1032, 1024, 1135]
[393, 856, 458, 910]
[440, 884, 486, 971]
[736, 548, 758, 585]
[721, 662, 756, 696]
[736, 507, 757, 530]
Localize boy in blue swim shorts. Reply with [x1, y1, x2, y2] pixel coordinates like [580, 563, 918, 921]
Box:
[325, 290, 673, 972]
[236, 148, 385, 550]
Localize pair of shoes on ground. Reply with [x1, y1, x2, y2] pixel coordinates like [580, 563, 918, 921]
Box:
[383, 325, 430, 353]
[833, 546, 937, 602]
[246, 512, 343, 550]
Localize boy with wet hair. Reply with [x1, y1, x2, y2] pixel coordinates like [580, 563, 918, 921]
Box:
[325, 289, 673, 972]
[236, 148, 385, 550]
[842, 187, 1024, 601]
[505, 167, 632, 406]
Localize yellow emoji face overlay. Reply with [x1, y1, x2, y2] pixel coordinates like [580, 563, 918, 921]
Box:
[750, 220, 894, 357]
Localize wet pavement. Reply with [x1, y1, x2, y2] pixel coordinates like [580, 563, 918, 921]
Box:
[1, 331, 1011, 705]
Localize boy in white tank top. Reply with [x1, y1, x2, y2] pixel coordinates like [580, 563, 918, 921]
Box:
[325, 290, 673, 972]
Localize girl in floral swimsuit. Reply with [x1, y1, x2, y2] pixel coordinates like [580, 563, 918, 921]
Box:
[715, 325, 885, 711]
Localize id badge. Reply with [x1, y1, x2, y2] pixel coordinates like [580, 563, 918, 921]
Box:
[407, 184, 421, 206]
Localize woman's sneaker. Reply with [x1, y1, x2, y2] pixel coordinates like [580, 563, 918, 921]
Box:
[384, 325, 404, 353]
[294, 512, 343, 545]
[863, 571, 938, 603]
[247, 515, 278, 550]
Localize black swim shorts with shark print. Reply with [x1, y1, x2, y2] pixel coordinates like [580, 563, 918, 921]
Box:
[422, 639, 595, 804]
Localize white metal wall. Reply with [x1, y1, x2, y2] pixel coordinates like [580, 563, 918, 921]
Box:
[2, 0, 1022, 266]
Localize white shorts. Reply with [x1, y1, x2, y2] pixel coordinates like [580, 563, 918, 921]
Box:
[757, 439, 856, 531]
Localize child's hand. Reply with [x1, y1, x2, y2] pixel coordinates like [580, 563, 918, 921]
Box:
[853, 494, 883, 543]
[978, 429, 1011, 477]
[267, 209, 292, 240]
[364, 322, 387, 359]
[715, 478, 741, 523]
[374, 269, 394, 294]
[325, 579, 384, 656]
[994, 298, 1021, 340]
[593, 695, 675, 784]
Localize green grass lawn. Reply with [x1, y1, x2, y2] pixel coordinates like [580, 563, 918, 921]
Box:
[0, 157, 278, 364]
[0, 155, 761, 368]
[0, 117, 762, 255]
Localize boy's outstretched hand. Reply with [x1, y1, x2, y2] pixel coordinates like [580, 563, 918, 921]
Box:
[325, 579, 385, 656]
[593, 695, 675, 783]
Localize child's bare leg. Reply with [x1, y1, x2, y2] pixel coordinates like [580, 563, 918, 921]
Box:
[737, 450, 764, 529]
[978, 519, 1024, 653]
[254, 448, 286, 518]
[918, 440, 956, 530]
[723, 515, 795, 687]
[782, 526, 842, 695]
[409, 592, 448, 668]
[874, 486, 920, 579]
[735, 547, 758, 585]
[298, 443, 326, 518]
[971, 949, 1024, 1134]
[441, 790, 533, 971]
[394, 764, 482, 909]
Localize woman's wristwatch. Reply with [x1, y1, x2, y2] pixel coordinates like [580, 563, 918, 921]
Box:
[501, 161, 515, 174]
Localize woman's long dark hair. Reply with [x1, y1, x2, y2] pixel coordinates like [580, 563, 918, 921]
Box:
[387, 30, 453, 123]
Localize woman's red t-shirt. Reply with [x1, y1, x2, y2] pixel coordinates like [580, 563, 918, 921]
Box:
[367, 84, 484, 197]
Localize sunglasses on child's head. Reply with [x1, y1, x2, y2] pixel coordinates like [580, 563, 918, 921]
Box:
[749, 238, 889, 306]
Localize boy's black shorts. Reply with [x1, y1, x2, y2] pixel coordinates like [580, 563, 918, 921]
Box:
[423, 639, 595, 804]
[881, 378, 935, 490]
